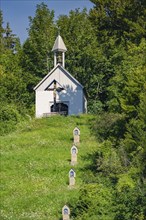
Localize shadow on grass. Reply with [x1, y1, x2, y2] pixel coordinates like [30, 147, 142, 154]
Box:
[81, 151, 103, 173]
[78, 151, 104, 184]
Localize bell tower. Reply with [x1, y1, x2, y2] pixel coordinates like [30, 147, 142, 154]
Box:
[52, 34, 67, 68]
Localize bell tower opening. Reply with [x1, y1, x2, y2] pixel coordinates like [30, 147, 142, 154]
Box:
[52, 34, 67, 68]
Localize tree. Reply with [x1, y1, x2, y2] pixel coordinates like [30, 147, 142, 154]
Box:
[0, 10, 5, 54]
[89, 0, 146, 45]
[108, 39, 146, 117]
[57, 9, 106, 111]
[21, 3, 56, 83]
[0, 11, 30, 109]
[88, 0, 146, 111]
[0, 13, 30, 135]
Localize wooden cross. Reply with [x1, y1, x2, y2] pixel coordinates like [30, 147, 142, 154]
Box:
[47, 80, 64, 112]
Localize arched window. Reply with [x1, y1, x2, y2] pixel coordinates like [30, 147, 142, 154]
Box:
[70, 170, 74, 177]
[72, 148, 76, 154]
[64, 208, 68, 215]
[74, 129, 79, 135]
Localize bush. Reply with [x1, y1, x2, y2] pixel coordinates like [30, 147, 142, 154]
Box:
[92, 112, 126, 142]
[0, 104, 21, 135]
[88, 100, 103, 114]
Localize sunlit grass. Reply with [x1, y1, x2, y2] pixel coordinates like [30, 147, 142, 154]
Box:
[0, 114, 99, 219]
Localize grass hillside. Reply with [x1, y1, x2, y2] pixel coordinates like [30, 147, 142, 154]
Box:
[1, 115, 99, 220]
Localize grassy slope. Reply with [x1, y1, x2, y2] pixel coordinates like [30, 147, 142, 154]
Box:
[0, 115, 99, 220]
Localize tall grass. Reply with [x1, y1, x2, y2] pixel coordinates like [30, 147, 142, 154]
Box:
[0, 115, 99, 220]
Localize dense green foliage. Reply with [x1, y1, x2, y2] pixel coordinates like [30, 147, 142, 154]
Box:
[0, 0, 146, 219]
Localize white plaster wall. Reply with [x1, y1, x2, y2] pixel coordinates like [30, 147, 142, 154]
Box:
[35, 66, 86, 117]
[36, 89, 83, 117]
[59, 89, 83, 115]
[35, 91, 53, 118]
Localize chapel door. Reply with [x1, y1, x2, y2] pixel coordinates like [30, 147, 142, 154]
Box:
[51, 103, 68, 115]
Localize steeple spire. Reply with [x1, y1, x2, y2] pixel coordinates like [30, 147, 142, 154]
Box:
[52, 34, 67, 68]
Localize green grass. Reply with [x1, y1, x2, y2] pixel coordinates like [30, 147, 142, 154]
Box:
[0, 114, 99, 220]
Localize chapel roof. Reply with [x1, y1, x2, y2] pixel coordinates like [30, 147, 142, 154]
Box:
[33, 64, 83, 91]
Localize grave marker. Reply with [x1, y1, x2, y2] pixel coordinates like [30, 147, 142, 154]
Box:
[69, 169, 76, 186]
[62, 205, 70, 220]
[73, 127, 80, 144]
[71, 145, 78, 165]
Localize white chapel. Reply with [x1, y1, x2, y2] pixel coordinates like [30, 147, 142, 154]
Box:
[34, 35, 87, 118]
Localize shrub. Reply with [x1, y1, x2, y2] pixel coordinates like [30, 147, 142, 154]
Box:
[0, 104, 21, 135]
[92, 112, 126, 142]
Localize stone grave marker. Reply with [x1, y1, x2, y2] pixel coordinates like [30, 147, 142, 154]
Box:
[62, 205, 70, 220]
[73, 127, 80, 144]
[71, 145, 78, 165]
[69, 169, 76, 186]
